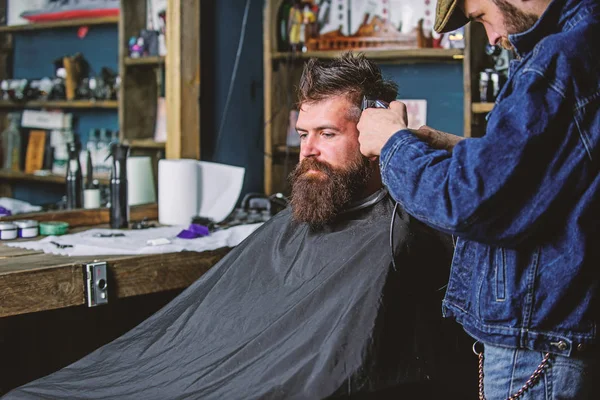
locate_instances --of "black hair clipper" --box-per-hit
[361,96,389,110]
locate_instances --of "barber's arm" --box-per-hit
[358,76,579,246]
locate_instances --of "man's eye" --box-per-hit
[322,132,335,138]
[298,133,307,140]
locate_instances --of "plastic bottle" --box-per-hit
[51,113,74,175]
[65,136,83,209]
[1,112,22,171]
[108,143,130,228]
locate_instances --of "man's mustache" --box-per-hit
[296,158,334,176]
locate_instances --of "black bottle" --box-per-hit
[108,143,130,228]
[65,137,83,209]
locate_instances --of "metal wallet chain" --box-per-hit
[473,342,552,400]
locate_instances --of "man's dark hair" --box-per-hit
[297,51,398,120]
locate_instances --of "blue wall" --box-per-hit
[201,0,265,197]
[380,63,464,136]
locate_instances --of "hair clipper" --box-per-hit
[361,96,389,111]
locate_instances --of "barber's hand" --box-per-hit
[412,125,465,152]
[357,101,408,157]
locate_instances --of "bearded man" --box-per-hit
[3,53,468,400]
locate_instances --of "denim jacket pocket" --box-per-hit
[478,246,520,325]
[495,248,506,301]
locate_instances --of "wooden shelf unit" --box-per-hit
[129,139,166,149]
[272,48,464,62]
[120,0,200,160]
[123,56,165,66]
[472,102,495,113]
[0,100,118,109]
[0,16,119,32]
[0,0,201,196]
[0,169,109,185]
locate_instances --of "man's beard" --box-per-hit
[289,155,372,229]
[494,0,539,50]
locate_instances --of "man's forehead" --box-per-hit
[297,110,342,131]
[298,97,358,125]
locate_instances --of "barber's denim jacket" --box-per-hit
[380,0,599,356]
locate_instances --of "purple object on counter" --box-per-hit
[0,206,12,217]
[177,224,210,239]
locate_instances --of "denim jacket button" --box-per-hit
[577,343,586,352]
[555,341,568,351]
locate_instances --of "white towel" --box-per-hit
[5,224,263,256]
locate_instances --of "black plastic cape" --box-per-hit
[4,189,454,400]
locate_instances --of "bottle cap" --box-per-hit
[13,220,39,229]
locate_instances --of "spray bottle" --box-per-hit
[65,136,83,209]
[108,143,130,228]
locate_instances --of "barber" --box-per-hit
[357,0,599,399]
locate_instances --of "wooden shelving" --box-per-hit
[272,48,464,62]
[0,100,118,109]
[129,139,166,149]
[0,170,109,185]
[0,16,119,32]
[472,102,495,113]
[124,56,165,66]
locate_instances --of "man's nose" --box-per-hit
[484,26,502,46]
[300,136,320,158]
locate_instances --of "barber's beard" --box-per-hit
[289,155,372,229]
[494,0,539,50]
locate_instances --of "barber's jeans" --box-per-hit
[483,344,597,399]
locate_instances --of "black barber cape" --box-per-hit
[4,189,455,400]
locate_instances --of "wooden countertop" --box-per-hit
[0,204,231,318]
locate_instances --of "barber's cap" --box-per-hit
[435,0,470,33]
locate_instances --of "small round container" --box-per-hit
[0,222,18,240]
[39,221,69,236]
[13,220,39,238]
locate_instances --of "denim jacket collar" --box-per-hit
[509,0,582,58]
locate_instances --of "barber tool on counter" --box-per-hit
[65,136,84,209]
[108,143,130,229]
[83,149,101,209]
